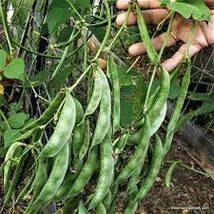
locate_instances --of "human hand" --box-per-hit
[116,0,214,71]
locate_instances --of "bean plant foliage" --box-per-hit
[0,0,211,213]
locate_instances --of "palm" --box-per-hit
[171,12,214,46]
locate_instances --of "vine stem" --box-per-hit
[92,0,111,61]
[164,160,214,177]
[66,0,83,21]
[68,0,112,92]
[68,64,93,92]
[0,109,10,129]
[50,28,77,80]
[107,6,131,51]
[0,0,13,57]
[143,12,175,111]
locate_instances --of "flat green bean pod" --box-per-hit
[73,120,86,157]
[40,93,76,157]
[108,55,120,134]
[53,171,78,201]
[115,117,150,184]
[95,203,107,214]
[84,70,102,117]
[4,142,25,191]
[103,190,112,211]
[67,147,98,198]
[78,200,87,214]
[89,133,114,209]
[136,3,159,65]
[30,158,47,198]
[132,134,163,203]
[163,60,191,157]
[79,119,91,160]
[147,68,170,127]
[90,67,111,149]
[25,143,69,214]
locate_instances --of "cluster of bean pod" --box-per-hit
[0,52,191,213]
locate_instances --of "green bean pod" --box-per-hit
[30,158,47,198]
[124,163,144,214]
[89,133,114,209]
[163,60,191,157]
[90,67,111,148]
[67,147,98,198]
[108,184,118,214]
[78,200,87,214]
[4,142,25,191]
[108,55,120,133]
[115,118,150,184]
[73,120,86,157]
[3,151,28,208]
[147,68,170,126]
[165,161,180,189]
[124,201,138,214]
[84,70,102,117]
[53,170,79,201]
[132,134,163,203]
[72,98,85,158]
[40,93,76,157]
[95,203,107,214]
[103,190,112,211]
[72,98,85,157]
[79,119,91,160]
[25,143,70,214]
[62,196,79,214]
[126,163,143,196]
[136,3,159,65]
[74,97,84,124]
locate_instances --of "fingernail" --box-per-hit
[128,45,139,56]
[115,13,126,25]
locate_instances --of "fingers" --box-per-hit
[116,0,161,10]
[116,9,169,26]
[162,43,202,71]
[128,32,177,56]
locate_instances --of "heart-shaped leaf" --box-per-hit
[4,58,25,81]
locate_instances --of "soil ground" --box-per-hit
[135,138,214,214]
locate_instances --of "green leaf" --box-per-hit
[46,0,74,35]
[50,65,73,89]
[8,113,29,129]
[89,26,106,42]
[74,0,91,9]
[9,103,21,115]
[0,49,7,70]
[57,26,74,43]
[120,85,136,126]
[160,0,210,21]
[3,129,22,148]
[4,58,25,81]
[117,65,133,87]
